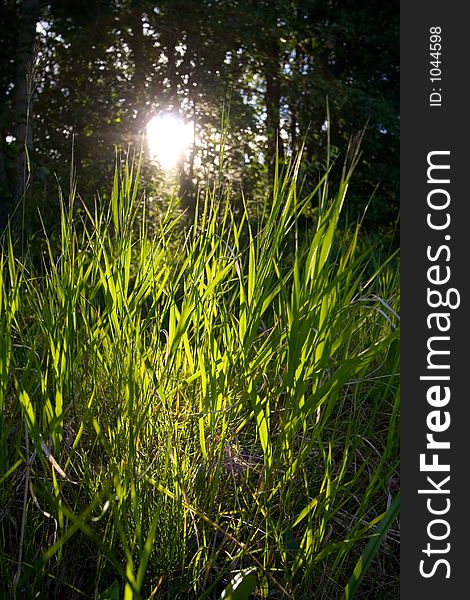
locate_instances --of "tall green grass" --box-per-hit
[0,145,399,599]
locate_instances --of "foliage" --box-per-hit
[0,147,399,598]
[1,0,399,237]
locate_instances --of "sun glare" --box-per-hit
[146,113,194,169]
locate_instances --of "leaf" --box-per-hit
[40,439,68,479]
[344,495,400,599]
[98,580,120,600]
[19,391,36,429]
[292,495,320,527]
[218,569,257,600]
[253,397,271,469]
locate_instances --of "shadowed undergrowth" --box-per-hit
[0,146,399,599]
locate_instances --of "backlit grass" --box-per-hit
[0,145,399,599]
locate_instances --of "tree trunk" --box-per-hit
[128,3,147,132]
[14,0,39,205]
[264,31,284,185]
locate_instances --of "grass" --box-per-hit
[0,144,399,599]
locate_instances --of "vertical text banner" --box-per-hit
[401,2,468,598]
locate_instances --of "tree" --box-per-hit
[0,0,399,234]
[0,0,39,228]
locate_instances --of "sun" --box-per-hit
[146,113,194,169]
